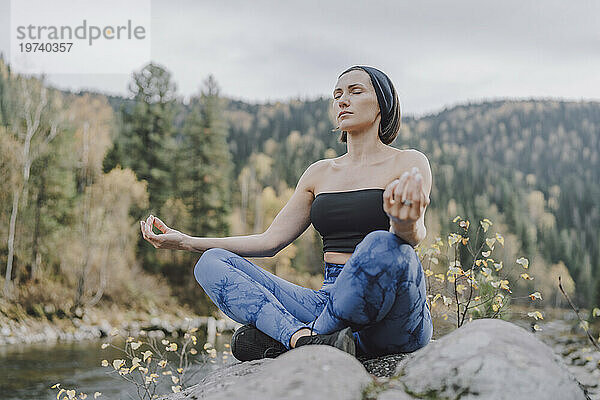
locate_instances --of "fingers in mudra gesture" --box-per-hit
[140,215,187,250]
[383,166,430,224]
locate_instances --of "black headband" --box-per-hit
[339,65,396,129]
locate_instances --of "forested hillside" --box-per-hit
[1,57,598,323]
[216,98,600,308]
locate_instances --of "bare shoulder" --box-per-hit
[402,148,430,165]
[396,149,432,194]
[298,159,329,196]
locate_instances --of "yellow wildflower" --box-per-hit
[112,359,125,370]
[527,311,543,320]
[131,341,142,350]
[528,292,542,300]
[495,233,504,246]
[142,350,152,362]
[448,233,462,246]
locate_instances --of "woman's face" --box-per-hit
[332,69,380,134]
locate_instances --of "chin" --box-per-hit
[339,120,356,130]
[340,122,364,133]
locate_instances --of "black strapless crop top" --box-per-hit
[310,188,392,253]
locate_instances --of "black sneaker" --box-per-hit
[230,324,288,361]
[294,326,356,357]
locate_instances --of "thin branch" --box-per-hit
[464,293,496,310]
[558,275,600,351]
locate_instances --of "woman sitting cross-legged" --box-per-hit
[140,65,433,360]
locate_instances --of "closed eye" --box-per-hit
[334,90,362,100]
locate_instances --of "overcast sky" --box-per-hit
[1,0,598,117]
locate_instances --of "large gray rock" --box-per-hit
[161,318,592,400]
[384,318,590,400]
[161,345,372,400]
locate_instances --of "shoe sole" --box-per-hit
[231,324,287,361]
[335,327,356,357]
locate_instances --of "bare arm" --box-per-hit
[141,216,275,257]
[183,232,274,257]
[389,219,426,248]
[387,150,432,247]
[182,160,322,257]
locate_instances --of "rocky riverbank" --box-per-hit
[0,307,241,346]
[513,315,600,399]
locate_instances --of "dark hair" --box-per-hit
[333,66,401,145]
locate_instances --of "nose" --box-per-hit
[338,91,350,103]
[336,93,350,110]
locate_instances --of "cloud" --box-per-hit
[0,0,598,115]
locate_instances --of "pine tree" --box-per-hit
[178,75,233,237]
[104,62,177,214]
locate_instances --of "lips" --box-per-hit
[338,111,352,118]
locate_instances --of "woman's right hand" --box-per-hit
[140,215,189,250]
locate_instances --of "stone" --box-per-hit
[389,318,590,400]
[160,345,372,400]
[376,388,414,400]
[359,353,411,378]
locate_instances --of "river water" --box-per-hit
[0,332,235,400]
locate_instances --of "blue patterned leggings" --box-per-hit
[193,230,433,357]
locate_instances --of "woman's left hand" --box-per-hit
[383,167,430,225]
